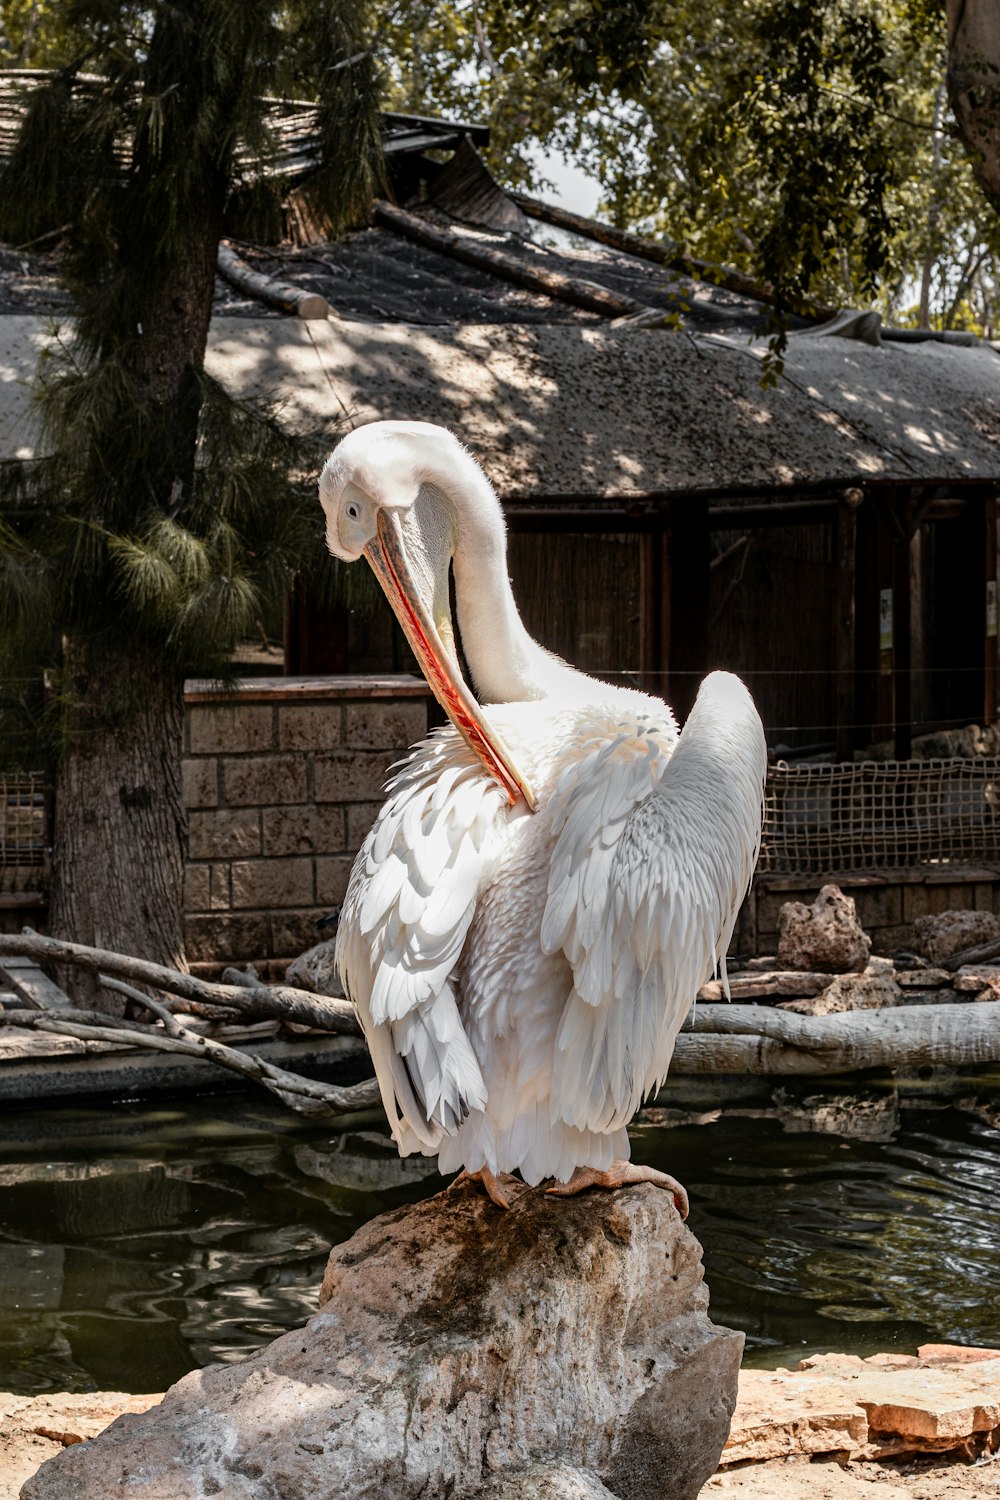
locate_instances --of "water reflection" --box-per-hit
[0,1094,997,1392]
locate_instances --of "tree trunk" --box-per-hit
[947,0,1000,213]
[49,639,187,1011]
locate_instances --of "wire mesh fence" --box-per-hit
[1,773,47,894]
[3,759,999,895]
[760,758,1000,875]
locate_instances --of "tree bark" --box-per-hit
[49,639,187,1010]
[947,0,1000,214]
[48,7,230,1005]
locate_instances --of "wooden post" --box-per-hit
[666,497,709,723]
[986,493,998,726]
[835,489,861,761]
[640,524,670,698]
[865,490,898,748]
[893,490,913,761]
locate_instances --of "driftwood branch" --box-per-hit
[508,191,836,323]
[373,199,645,319]
[217,242,331,320]
[676,1001,1000,1074]
[2,986,380,1121]
[943,936,1000,972]
[0,931,362,1037]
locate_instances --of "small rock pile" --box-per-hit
[698,890,1000,1016]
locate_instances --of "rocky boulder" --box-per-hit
[284,936,343,997]
[779,958,902,1016]
[22,1182,742,1500]
[911,911,1000,965]
[777,885,871,974]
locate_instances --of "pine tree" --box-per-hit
[0,0,384,1003]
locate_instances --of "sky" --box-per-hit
[529,150,602,219]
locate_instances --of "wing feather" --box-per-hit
[337,727,506,1155]
[545,674,766,1136]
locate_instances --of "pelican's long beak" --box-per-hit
[364,510,537,812]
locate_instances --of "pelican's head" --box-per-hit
[319,421,535,810]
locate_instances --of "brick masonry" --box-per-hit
[182,676,431,966]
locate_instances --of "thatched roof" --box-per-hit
[2,313,996,495]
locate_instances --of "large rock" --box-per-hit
[911,911,1000,965]
[776,885,871,974]
[22,1182,741,1500]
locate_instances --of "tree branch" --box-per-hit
[2,991,380,1121]
[0,930,362,1036]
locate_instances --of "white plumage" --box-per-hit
[320,421,767,1207]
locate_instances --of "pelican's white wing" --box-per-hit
[541,672,766,1134]
[337,728,506,1156]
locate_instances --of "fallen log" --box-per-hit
[216,242,331,320]
[942,935,1000,972]
[373,199,646,318]
[508,190,836,322]
[676,1002,1000,1075]
[0,931,362,1036]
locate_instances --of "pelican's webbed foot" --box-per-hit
[450,1166,520,1211]
[546,1159,689,1219]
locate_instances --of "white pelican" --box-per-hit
[319,421,766,1210]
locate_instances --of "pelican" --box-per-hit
[319,421,766,1210]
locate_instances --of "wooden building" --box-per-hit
[1,91,998,761]
[200,314,1000,761]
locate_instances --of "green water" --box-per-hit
[1,1090,999,1393]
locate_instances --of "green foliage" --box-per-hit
[377,0,1000,343]
[0,0,386,770]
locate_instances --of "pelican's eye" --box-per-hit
[347,503,359,519]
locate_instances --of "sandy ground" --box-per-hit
[707,1453,1000,1498]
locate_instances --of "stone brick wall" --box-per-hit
[183,676,431,967]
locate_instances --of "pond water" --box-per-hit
[1,1086,999,1394]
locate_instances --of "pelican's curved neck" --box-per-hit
[427,442,576,705]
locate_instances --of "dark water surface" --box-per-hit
[1,1089,998,1393]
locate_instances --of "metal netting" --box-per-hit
[0,773,47,894]
[760,758,1000,875]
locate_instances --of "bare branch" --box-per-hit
[0,930,362,1036]
[3,999,380,1120]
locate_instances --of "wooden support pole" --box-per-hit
[666,497,710,723]
[835,489,861,761]
[640,525,670,697]
[893,490,913,761]
[985,493,998,725]
[373,199,646,319]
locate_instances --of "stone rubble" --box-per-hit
[696,889,1000,1015]
[776,885,872,974]
[911,912,1000,965]
[284,935,344,998]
